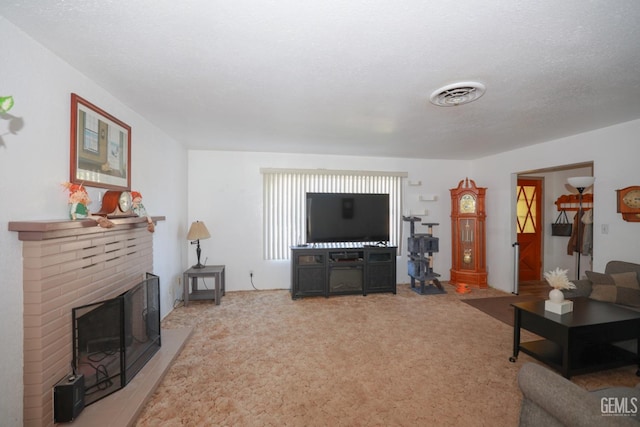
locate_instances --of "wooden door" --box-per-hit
[517,178,543,281]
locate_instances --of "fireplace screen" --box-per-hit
[72,273,161,405]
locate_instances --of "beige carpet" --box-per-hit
[135,284,640,426]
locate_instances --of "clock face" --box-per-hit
[93,190,136,217]
[118,191,132,212]
[460,194,476,213]
[623,190,640,209]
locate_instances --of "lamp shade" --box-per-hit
[567,176,595,189]
[187,221,211,241]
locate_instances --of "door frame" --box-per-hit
[510,161,594,293]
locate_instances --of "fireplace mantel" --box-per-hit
[9,216,165,241]
[9,215,169,427]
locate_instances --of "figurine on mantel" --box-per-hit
[62,182,114,228]
[132,191,154,232]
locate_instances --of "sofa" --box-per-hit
[518,362,640,426]
[563,261,640,310]
[521,261,640,426]
[562,261,640,356]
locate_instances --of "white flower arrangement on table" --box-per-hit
[543,267,576,290]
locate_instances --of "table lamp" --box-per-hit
[187,221,211,268]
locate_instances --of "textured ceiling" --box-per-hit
[2,1,640,159]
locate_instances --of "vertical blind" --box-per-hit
[262,168,407,260]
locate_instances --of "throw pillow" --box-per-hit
[587,271,640,307]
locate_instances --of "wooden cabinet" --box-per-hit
[292,252,326,297]
[365,248,397,293]
[291,246,397,299]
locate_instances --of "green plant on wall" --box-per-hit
[1,95,23,148]
[0,96,15,113]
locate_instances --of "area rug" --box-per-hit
[462,295,543,326]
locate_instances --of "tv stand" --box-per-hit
[291,245,397,299]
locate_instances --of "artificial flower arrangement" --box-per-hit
[544,267,576,311]
[543,267,576,290]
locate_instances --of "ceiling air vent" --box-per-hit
[429,82,486,107]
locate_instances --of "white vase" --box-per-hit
[549,288,565,303]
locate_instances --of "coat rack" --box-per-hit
[554,194,593,211]
[556,192,594,281]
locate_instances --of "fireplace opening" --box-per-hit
[72,273,161,406]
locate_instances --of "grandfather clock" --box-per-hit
[450,178,488,288]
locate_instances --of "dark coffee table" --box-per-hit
[509,297,640,378]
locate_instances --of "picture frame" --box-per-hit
[70,93,131,191]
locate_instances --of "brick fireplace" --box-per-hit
[10,216,164,427]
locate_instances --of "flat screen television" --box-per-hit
[306,192,390,243]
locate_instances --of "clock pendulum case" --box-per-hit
[450,178,488,288]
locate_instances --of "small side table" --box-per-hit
[183,265,225,306]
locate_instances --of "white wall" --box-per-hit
[187,150,470,291]
[473,119,640,292]
[0,18,188,425]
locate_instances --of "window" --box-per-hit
[262,168,406,260]
[517,183,538,234]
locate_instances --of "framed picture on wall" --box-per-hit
[70,93,131,191]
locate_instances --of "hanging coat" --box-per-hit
[581,209,593,256]
[567,211,584,255]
